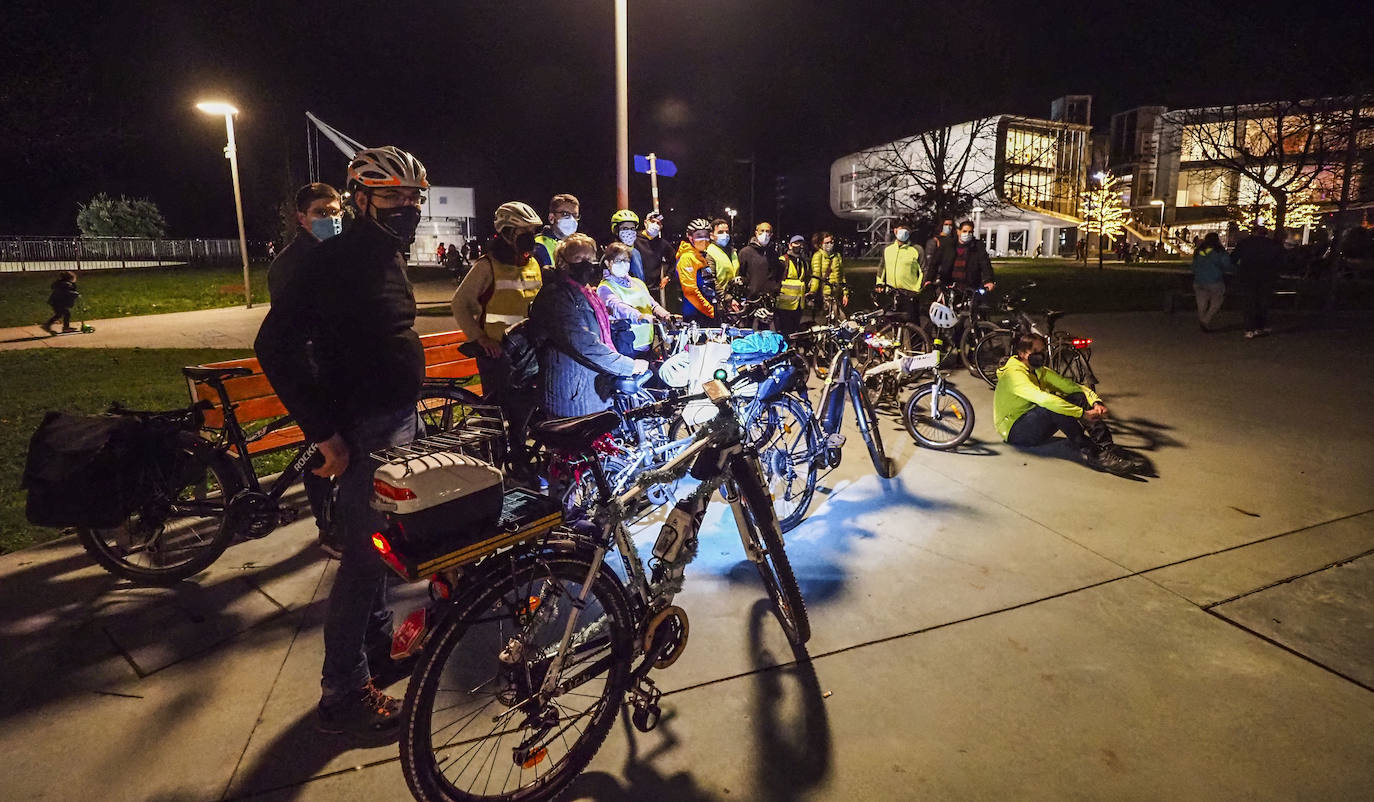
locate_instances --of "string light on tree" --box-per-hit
[1079,171,1130,268]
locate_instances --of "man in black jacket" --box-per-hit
[264,182,343,555]
[737,221,780,300]
[634,210,675,304]
[255,146,429,741]
[933,219,996,291]
[1230,225,1286,338]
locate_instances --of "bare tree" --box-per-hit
[1163,96,1365,234]
[855,116,1000,228]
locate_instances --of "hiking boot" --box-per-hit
[1082,447,1136,476]
[317,680,402,740]
[316,526,343,559]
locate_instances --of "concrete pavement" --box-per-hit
[0,307,1371,800]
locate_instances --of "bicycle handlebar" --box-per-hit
[622,350,794,421]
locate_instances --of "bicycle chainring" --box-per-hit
[226,490,277,539]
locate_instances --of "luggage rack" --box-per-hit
[372,405,506,471]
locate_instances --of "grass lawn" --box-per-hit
[0,347,251,554]
[0,262,273,327]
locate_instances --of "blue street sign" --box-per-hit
[633,154,677,178]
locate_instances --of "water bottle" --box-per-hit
[653,499,703,563]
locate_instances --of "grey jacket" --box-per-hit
[529,274,635,418]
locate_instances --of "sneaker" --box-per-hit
[316,527,343,559]
[317,680,403,740]
[1082,448,1136,476]
[1244,330,1258,339]
[41,323,55,335]
[61,327,78,333]
[1108,446,1148,470]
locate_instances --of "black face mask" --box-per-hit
[567,259,601,286]
[513,231,536,257]
[1026,351,1047,369]
[371,204,421,244]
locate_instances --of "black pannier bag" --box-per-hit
[21,412,171,528]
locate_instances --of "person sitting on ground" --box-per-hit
[598,241,672,358]
[43,271,80,334]
[994,334,1140,475]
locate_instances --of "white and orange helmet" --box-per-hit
[346,146,429,194]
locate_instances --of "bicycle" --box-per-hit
[864,345,977,451]
[921,284,998,369]
[792,310,897,478]
[969,293,1099,390]
[384,368,808,801]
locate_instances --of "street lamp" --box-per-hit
[1150,199,1165,254]
[724,207,737,229]
[196,101,252,308]
[971,205,985,239]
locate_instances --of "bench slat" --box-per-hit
[426,359,480,379]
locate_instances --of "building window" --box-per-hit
[1180,169,1230,206]
[439,196,448,205]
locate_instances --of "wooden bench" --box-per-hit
[186,330,482,458]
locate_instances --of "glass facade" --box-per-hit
[996,118,1087,218]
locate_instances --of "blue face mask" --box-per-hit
[645,223,661,237]
[618,229,637,246]
[310,216,342,241]
[715,234,731,248]
[895,229,910,243]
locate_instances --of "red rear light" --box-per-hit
[373,479,417,500]
[1072,338,1093,349]
[371,532,392,554]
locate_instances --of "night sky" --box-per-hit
[3,0,1370,241]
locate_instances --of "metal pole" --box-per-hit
[649,152,660,214]
[224,114,252,308]
[614,0,629,210]
[749,157,756,230]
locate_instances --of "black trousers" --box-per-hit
[45,304,72,328]
[1006,392,1113,453]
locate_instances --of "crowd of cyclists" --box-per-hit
[252,144,1144,744]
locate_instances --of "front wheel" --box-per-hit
[850,380,896,478]
[76,436,242,585]
[903,382,976,450]
[729,458,811,645]
[401,549,633,802]
[745,394,819,533]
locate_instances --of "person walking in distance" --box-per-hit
[1231,224,1285,338]
[255,146,431,739]
[42,271,80,334]
[1190,232,1231,332]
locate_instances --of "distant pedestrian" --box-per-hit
[1231,225,1285,338]
[43,271,80,334]
[1075,238,1088,264]
[266,241,277,260]
[436,242,447,264]
[1190,232,1231,332]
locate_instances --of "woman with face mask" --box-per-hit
[598,241,672,357]
[810,231,846,318]
[609,210,646,281]
[528,234,647,418]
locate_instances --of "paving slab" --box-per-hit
[1145,510,1374,605]
[1211,552,1374,689]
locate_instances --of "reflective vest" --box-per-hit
[706,243,739,288]
[777,255,808,311]
[480,255,542,340]
[879,241,924,292]
[534,233,561,267]
[599,277,656,349]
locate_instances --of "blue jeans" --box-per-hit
[320,406,420,700]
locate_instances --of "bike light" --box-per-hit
[391,607,428,660]
[713,368,729,381]
[371,532,392,554]
[1072,338,1094,349]
[373,479,417,500]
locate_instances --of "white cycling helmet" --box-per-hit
[928,301,957,328]
[346,146,429,193]
[493,201,543,232]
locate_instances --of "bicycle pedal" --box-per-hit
[824,433,847,449]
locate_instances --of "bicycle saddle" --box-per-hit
[530,410,622,451]
[1045,311,1067,326]
[602,372,651,396]
[182,365,253,381]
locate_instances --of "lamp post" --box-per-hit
[1150,199,1165,256]
[614,0,629,210]
[196,101,252,308]
[724,206,737,231]
[971,205,985,239]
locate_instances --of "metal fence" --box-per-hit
[0,237,244,273]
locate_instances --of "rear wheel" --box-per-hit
[401,550,633,802]
[903,383,976,450]
[729,459,811,645]
[971,329,1014,389]
[76,437,241,585]
[850,380,896,478]
[875,320,931,354]
[960,321,999,375]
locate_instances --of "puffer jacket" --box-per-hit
[528,273,636,418]
[676,240,717,318]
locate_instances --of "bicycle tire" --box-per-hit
[960,320,999,377]
[415,384,484,435]
[902,383,976,450]
[729,455,811,645]
[850,379,896,478]
[875,320,932,354]
[747,394,819,533]
[76,434,242,586]
[971,328,1014,389]
[401,549,633,802]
